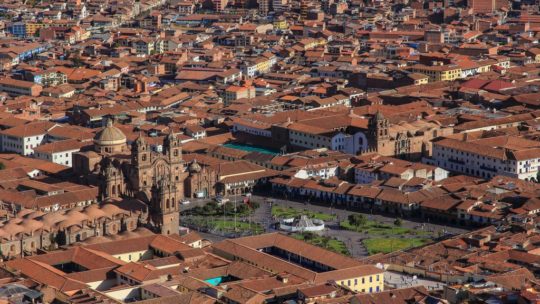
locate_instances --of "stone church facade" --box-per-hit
[73,120,218,235]
[366,111,453,160]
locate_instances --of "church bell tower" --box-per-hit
[150,177,180,235]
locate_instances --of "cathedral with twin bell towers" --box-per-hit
[73,118,216,235]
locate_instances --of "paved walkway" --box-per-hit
[251,199,273,228]
[260,195,469,236]
[180,195,470,258]
[256,195,469,257]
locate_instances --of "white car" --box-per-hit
[181,200,191,205]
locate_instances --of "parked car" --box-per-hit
[181,200,191,205]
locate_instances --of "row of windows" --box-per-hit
[0,84,34,92]
[291,138,327,148]
[6,136,20,141]
[4,142,22,150]
[343,274,381,288]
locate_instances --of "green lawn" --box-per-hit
[363,238,430,255]
[213,220,264,234]
[292,233,349,256]
[340,219,432,237]
[272,206,335,221]
[184,201,259,217]
[183,216,264,234]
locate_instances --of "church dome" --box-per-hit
[94,119,127,146]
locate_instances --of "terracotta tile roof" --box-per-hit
[351,286,432,304]
[149,235,193,255]
[0,121,56,138]
[5,259,87,294]
[33,139,86,154]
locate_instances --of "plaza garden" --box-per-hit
[271,205,336,221]
[292,232,350,256]
[341,213,435,254]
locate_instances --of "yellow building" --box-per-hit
[212,233,385,294]
[299,37,327,51]
[476,61,492,73]
[410,63,462,82]
[25,22,47,37]
[255,57,271,73]
[273,19,288,30]
[336,267,385,293]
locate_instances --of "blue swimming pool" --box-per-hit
[223,143,279,155]
[205,277,224,286]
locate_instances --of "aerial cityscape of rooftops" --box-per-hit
[0,0,540,303]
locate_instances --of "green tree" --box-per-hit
[348,214,366,228]
[321,237,330,249]
[203,201,218,215]
[394,218,402,227]
[303,232,314,241]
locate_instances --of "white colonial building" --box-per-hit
[0,121,58,156]
[33,139,84,167]
[232,118,272,137]
[431,136,540,181]
[288,123,368,155]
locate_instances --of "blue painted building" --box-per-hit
[9,22,26,37]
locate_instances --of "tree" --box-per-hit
[320,237,330,249]
[303,232,314,241]
[348,214,366,228]
[0,162,4,170]
[394,218,402,227]
[203,201,218,215]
